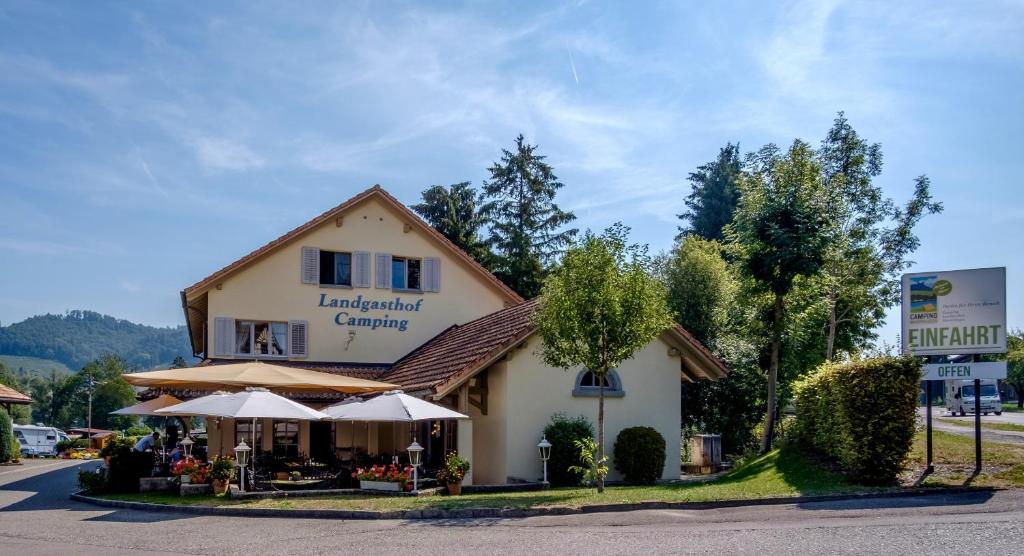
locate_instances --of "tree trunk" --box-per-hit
[597,377,605,493]
[1016,386,1023,409]
[825,289,838,361]
[760,293,784,455]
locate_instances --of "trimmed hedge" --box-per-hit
[543,414,594,487]
[793,356,921,485]
[0,408,18,463]
[613,426,666,484]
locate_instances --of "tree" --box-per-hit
[50,355,136,430]
[482,134,577,298]
[0,407,17,463]
[728,140,833,454]
[1007,330,1024,409]
[412,182,494,268]
[678,143,742,241]
[533,225,673,492]
[817,112,942,360]
[0,363,30,424]
[170,356,189,369]
[659,236,736,347]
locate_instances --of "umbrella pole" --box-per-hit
[252,417,257,485]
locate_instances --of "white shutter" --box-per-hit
[288,320,308,358]
[213,317,234,357]
[300,246,319,285]
[423,257,441,292]
[375,253,392,289]
[353,251,371,288]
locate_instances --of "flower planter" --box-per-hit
[360,480,402,491]
[179,474,192,484]
[211,479,230,495]
[446,482,462,496]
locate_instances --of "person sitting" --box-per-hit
[169,442,184,463]
[133,431,160,452]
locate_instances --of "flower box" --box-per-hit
[360,480,402,491]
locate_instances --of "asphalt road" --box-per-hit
[2,459,1023,555]
[919,406,1024,444]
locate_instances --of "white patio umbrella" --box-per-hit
[326,390,467,422]
[111,394,183,416]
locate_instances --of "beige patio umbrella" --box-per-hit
[123,361,398,394]
[110,394,183,416]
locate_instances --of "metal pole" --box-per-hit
[926,380,933,473]
[974,377,982,474]
[86,377,94,437]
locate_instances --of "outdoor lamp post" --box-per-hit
[538,437,552,487]
[180,436,194,459]
[234,441,251,492]
[407,440,423,493]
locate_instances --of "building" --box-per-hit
[179,185,727,484]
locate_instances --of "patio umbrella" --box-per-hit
[110,394,183,416]
[123,360,398,394]
[327,390,467,422]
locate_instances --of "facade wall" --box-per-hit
[205,196,509,364]
[500,336,682,482]
[468,361,509,485]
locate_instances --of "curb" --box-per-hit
[69,486,999,521]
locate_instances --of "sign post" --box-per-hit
[902,267,1007,477]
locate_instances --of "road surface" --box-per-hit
[918,406,1024,444]
[1,458,1023,555]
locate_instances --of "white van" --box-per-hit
[13,424,69,457]
[945,379,1002,416]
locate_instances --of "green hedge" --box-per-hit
[543,414,594,487]
[613,426,666,484]
[793,356,921,485]
[0,408,18,463]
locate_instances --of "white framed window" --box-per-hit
[234,320,288,357]
[391,256,422,291]
[572,369,625,398]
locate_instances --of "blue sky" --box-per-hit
[0,1,1022,348]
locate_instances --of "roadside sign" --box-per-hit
[901,267,1007,355]
[921,361,1007,381]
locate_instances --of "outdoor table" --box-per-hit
[269,479,326,489]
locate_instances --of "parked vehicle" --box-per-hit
[13,424,70,457]
[944,379,1002,416]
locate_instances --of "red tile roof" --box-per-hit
[0,383,32,405]
[385,299,540,392]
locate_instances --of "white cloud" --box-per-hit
[192,137,265,171]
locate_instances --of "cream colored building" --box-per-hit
[178,185,727,484]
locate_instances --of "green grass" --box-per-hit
[0,355,72,377]
[99,444,863,512]
[1002,402,1021,413]
[936,417,1024,433]
[909,430,1024,488]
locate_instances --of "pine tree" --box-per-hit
[678,143,742,241]
[481,134,577,298]
[411,182,493,268]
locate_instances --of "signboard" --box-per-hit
[921,361,1007,381]
[902,267,1006,355]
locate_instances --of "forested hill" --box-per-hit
[0,310,192,371]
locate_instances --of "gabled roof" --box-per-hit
[182,185,522,303]
[0,383,32,405]
[385,298,729,398]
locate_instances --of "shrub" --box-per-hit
[56,438,89,454]
[106,443,154,493]
[0,408,18,463]
[100,436,135,459]
[208,455,236,482]
[613,426,666,484]
[78,468,108,494]
[543,414,594,487]
[793,355,921,485]
[436,451,471,484]
[122,426,152,438]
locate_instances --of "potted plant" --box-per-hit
[208,456,236,494]
[171,457,200,484]
[436,451,470,495]
[353,464,412,491]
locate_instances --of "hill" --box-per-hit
[0,355,73,379]
[0,310,192,371]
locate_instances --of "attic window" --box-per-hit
[320,250,352,287]
[391,257,421,290]
[572,369,624,398]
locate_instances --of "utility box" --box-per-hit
[685,434,722,474]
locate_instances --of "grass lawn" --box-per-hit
[1002,402,1020,413]
[907,430,1024,488]
[98,444,867,512]
[935,417,1024,433]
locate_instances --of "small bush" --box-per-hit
[122,426,152,438]
[106,442,154,493]
[78,468,108,494]
[0,408,18,463]
[613,426,666,483]
[543,414,594,487]
[100,436,135,459]
[56,438,89,454]
[794,355,921,485]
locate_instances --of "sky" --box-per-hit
[0,0,1022,348]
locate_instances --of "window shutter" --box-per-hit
[353,251,371,288]
[423,257,441,292]
[288,320,308,358]
[213,317,234,357]
[375,253,392,289]
[300,246,319,284]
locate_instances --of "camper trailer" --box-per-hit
[945,379,1002,416]
[13,424,69,457]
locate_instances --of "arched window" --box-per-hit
[572,369,625,398]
